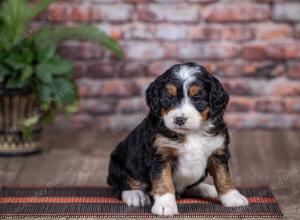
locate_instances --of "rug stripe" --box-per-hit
[0,187,274,198]
[0,197,277,204]
[0,187,283,218]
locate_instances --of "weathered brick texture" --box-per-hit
[47,0,300,130]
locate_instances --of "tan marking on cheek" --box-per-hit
[208,149,235,196]
[166,83,177,97]
[200,107,210,121]
[151,163,175,197]
[188,85,201,97]
[161,108,171,116]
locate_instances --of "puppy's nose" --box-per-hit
[175,117,187,126]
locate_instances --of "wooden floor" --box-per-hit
[1,127,299,220]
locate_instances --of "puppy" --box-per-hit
[107,62,249,216]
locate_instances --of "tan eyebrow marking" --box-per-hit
[188,84,201,97]
[166,83,177,97]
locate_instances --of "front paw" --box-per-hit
[219,189,249,207]
[151,193,179,216]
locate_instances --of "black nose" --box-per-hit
[175,117,187,126]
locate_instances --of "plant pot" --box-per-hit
[0,88,42,156]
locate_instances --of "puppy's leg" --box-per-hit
[185,183,218,199]
[208,150,249,207]
[121,178,150,207]
[151,163,178,216]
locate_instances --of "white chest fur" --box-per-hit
[173,133,224,193]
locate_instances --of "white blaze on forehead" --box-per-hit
[175,65,200,98]
[175,65,200,81]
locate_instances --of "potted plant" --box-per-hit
[0,0,123,156]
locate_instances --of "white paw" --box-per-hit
[219,189,249,207]
[151,193,179,216]
[122,190,150,207]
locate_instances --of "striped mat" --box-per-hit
[0,186,283,218]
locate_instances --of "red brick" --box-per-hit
[78,99,118,115]
[270,79,300,97]
[285,98,300,113]
[228,97,255,112]
[188,25,222,40]
[287,62,300,79]
[120,62,148,77]
[217,61,243,77]
[295,24,300,38]
[47,3,68,23]
[59,41,103,60]
[221,79,254,95]
[255,23,292,40]
[255,98,286,113]
[147,60,179,76]
[242,42,285,60]
[90,4,134,22]
[78,79,141,97]
[225,113,300,129]
[273,3,300,22]
[116,97,147,113]
[178,42,239,59]
[137,4,200,23]
[73,62,87,79]
[198,61,217,74]
[123,42,172,60]
[156,24,187,40]
[98,24,123,40]
[203,3,271,22]
[187,0,216,3]
[86,61,123,78]
[124,23,156,40]
[222,25,254,41]
[283,41,300,59]
[70,6,90,22]
[242,62,285,78]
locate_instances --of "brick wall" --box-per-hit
[48,0,300,131]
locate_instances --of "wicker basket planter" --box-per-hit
[0,88,42,156]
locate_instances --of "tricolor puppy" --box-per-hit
[107,62,249,216]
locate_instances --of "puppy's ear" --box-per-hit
[146,78,162,117]
[208,74,229,123]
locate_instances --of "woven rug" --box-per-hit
[0,186,282,218]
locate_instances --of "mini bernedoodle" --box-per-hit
[107,62,249,216]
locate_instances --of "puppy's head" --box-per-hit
[146,62,229,133]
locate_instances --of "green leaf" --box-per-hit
[4,53,29,70]
[0,64,9,82]
[51,58,73,76]
[35,63,53,84]
[22,126,32,141]
[40,110,54,124]
[20,65,33,82]
[51,78,78,105]
[31,0,56,19]
[36,44,56,62]
[36,83,52,104]
[23,115,40,128]
[22,115,40,141]
[6,77,27,89]
[65,101,79,116]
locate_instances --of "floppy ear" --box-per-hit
[208,75,229,123]
[146,79,162,117]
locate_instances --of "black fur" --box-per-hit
[107,62,230,198]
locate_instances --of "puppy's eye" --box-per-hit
[167,92,173,99]
[191,94,202,101]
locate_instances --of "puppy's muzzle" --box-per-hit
[174,117,187,126]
